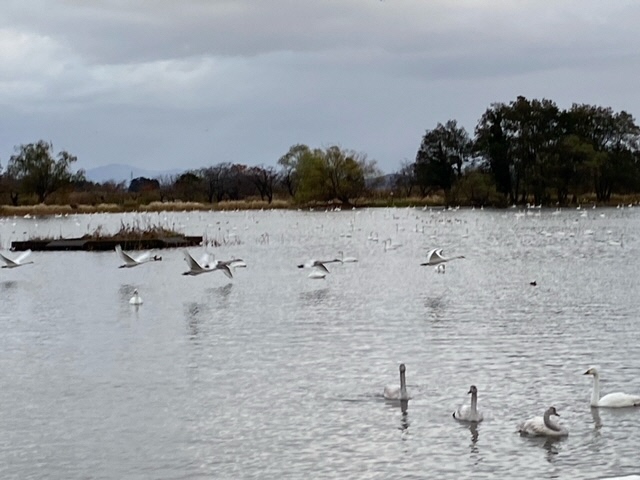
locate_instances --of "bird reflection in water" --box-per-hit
[591,407,603,431]
[543,437,561,463]
[206,282,234,301]
[398,399,410,438]
[184,302,208,339]
[423,294,447,321]
[0,280,17,291]
[299,287,329,306]
[469,422,479,453]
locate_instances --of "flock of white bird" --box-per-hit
[383,364,640,438]
[0,238,469,304]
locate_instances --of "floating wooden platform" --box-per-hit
[11,236,203,252]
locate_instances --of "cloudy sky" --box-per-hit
[1,1,640,175]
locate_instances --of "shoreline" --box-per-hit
[1,195,639,217]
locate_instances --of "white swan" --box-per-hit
[115,245,162,268]
[518,406,568,437]
[383,238,402,251]
[453,385,484,422]
[182,251,233,278]
[129,289,143,305]
[298,259,340,279]
[337,251,358,263]
[383,363,410,400]
[584,367,640,407]
[420,248,465,266]
[0,249,34,268]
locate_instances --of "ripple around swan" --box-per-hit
[0,208,640,478]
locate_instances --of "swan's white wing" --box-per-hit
[453,404,470,419]
[598,392,640,407]
[116,245,140,266]
[0,252,18,267]
[228,259,247,269]
[518,416,547,435]
[518,416,566,436]
[454,404,472,419]
[423,248,445,265]
[454,405,483,422]
[217,262,233,279]
[15,250,32,264]
[183,250,205,273]
[315,261,330,273]
[132,251,152,263]
[384,385,400,399]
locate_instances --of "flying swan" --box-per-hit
[420,248,465,267]
[298,259,340,279]
[453,385,484,422]
[517,406,568,437]
[584,367,640,407]
[182,250,233,278]
[0,249,34,268]
[115,245,162,268]
[383,363,410,400]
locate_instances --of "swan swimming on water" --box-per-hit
[384,363,410,400]
[0,249,34,268]
[115,245,162,268]
[453,385,484,422]
[182,250,233,278]
[420,248,465,267]
[383,239,402,251]
[517,406,568,437]
[129,289,143,305]
[584,367,640,407]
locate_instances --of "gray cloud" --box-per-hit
[1,1,640,173]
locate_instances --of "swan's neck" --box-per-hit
[470,391,478,414]
[400,370,407,397]
[591,373,601,406]
[543,411,560,431]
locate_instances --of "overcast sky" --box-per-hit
[1,1,640,174]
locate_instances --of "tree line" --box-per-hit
[404,96,640,206]
[2,96,640,208]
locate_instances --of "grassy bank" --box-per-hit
[1,193,639,217]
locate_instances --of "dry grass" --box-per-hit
[0,199,293,217]
[3,192,639,218]
[82,221,184,241]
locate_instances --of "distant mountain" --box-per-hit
[85,163,184,183]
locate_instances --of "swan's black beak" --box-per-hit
[297,264,304,269]
[583,370,589,375]
[467,389,472,394]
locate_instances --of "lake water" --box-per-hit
[0,206,639,479]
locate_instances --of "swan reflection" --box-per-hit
[591,407,603,431]
[299,287,329,305]
[400,409,410,436]
[469,422,479,450]
[0,280,17,291]
[543,437,561,463]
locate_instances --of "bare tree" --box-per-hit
[249,165,278,203]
